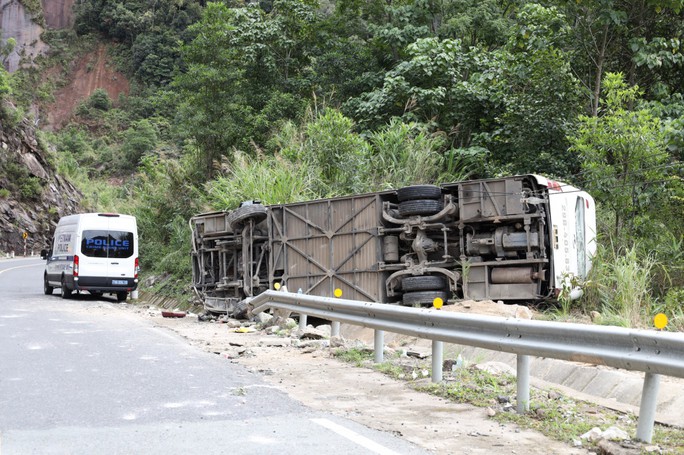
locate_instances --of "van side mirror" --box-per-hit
[40,249,50,260]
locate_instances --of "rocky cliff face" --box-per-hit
[0,0,75,72]
[42,0,75,29]
[0,106,81,256]
[0,0,48,73]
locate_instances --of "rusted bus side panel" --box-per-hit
[268,194,386,302]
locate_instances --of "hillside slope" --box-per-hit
[0,109,81,256]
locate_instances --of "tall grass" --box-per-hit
[583,244,657,327]
[205,151,318,210]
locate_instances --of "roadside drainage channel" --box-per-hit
[340,326,684,428]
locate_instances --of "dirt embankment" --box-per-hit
[45,44,130,130]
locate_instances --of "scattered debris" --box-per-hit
[298,327,327,340]
[580,426,630,442]
[406,350,429,359]
[474,361,515,376]
[256,312,273,326]
[596,439,641,455]
[161,310,186,318]
[259,338,290,348]
[330,336,346,348]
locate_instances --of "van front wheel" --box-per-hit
[116,291,128,302]
[44,275,53,295]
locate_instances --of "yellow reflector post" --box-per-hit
[654,313,668,329]
[334,288,343,298]
[433,297,443,309]
[274,282,281,290]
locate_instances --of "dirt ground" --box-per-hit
[109,299,591,455]
[46,44,130,130]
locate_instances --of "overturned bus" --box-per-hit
[190,175,596,315]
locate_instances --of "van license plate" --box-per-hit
[112,280,127,285]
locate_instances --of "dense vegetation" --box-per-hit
[8,0,684,327]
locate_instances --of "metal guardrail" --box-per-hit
[251,290,684,443]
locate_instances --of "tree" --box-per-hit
[569,73,674,241]
[346,4,583,176]
[121,119,158,168]
[174,1,317,175]
[559,0,684,116]
[480,3,583,175]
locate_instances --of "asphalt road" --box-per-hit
[0,257,428,455]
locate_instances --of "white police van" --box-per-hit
[42,213,139,302]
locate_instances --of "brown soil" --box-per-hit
[46,44,130,130]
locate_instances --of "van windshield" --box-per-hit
[81,230,134,259]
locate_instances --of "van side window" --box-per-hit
[81,230,135,259]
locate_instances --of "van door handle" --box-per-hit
[111,262,119,265]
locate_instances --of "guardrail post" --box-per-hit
[331,321,340,337]
[516,354,531,413]
[636,372,660,443]
[299,313,308,331]
[432,341,443,383]
[374,330,384,363]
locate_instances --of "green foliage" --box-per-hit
[0,188,9,198]
[121,119,158,168]
[74,0,201,86]
[653,287,684,332]
[88,88,113,111]
[0,65,12,118]
[174,1,317,174]
[205,151,316,210]
[583,244,658,327]
[480,4,583,175]
[0,159,43,201]
[19,0,42,16]
[569,73,673,242]
[126,155,201,291]
[20,177,43,200]
[363,119,446,189]
[332,347,374,366]
[301,109,368,195]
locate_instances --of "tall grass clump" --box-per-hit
[583,244,658,327]
[206,151,317,210]
[364,119,444,190]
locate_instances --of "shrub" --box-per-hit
[20,177,43,200]
[88,88,112,111]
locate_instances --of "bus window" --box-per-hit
[575,197,587,277]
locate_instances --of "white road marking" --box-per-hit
[311,418,401,455]
[0,263,43,275]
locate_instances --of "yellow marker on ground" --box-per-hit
[433,297,443,309]
[654,313,668,330]
[334,288,343,298]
